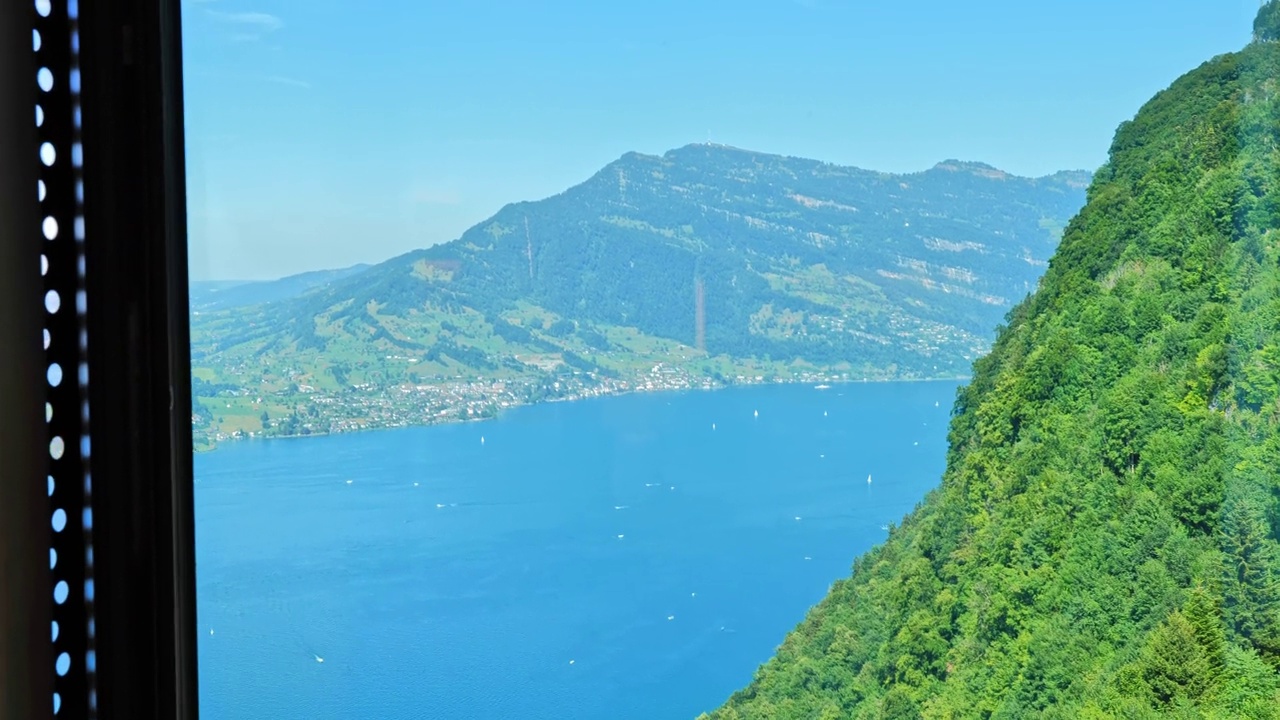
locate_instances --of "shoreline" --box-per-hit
[194,374,969,453]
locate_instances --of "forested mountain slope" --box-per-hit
[703,10,1280,720]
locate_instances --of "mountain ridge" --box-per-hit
[189,144,1089,446]
[189,263,372,312]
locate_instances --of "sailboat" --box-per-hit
[867,474,872,485]
[315,655,325,664]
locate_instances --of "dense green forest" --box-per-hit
[702,10,1280,720]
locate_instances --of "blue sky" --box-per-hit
[182,0,1261,281]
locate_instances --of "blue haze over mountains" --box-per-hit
[192,145,1090,378]
[190,265,372,312]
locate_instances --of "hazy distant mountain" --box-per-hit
[189,264,372,312]
[191,144,1090,389]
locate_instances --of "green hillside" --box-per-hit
[702,11,1280,720]
[190,149,1087,446]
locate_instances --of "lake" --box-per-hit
[194,379,961,720]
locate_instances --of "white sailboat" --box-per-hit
[867,474,872,485]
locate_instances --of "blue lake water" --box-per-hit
[195,380,960,720]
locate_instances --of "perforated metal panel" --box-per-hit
[35,0,96,717]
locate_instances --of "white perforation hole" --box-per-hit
[46,403,52,422]
[38,179,46,201]
[43,216,57,240]
[54,581,68,605]
[47,476,54,496]
[45,290,60,314]
[51,621,58,642]
[52,508,66,533]
[36,104,43,127]
[53,693,60,715]
[37,67,53,92]
[36,0,52,17]
[41,254,48,276]
[50,548,56,570]
[40,142,55,166]
[43,328,50,349]
[47,363,62,387]
[56,652,70,677]
[50,436,64,460]
[33,29,41,52]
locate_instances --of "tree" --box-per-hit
[1256,1,1280,42]
[1140,611,1213,706]
[1221,491,1280,662]
[1182,584,1227,683]
[879,687,920,720]
[1217,645,1280,719]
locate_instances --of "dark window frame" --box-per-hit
[1,0,199,718]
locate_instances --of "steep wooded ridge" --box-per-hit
[702,13,1280,720]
